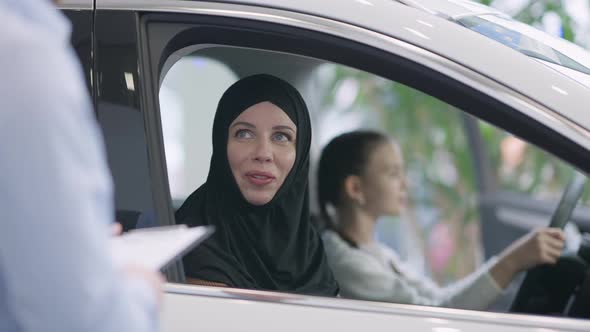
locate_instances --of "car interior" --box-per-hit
[135,43,590,318]
[90,7,590,317]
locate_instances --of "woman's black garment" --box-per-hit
[176,74,339,296]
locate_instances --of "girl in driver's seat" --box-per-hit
[318,130,565,309]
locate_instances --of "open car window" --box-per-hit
[157,42,589,313]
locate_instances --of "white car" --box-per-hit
[59,0,590,331]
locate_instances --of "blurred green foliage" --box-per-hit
[511,1,576,42]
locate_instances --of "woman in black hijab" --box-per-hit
[176,74,339,296]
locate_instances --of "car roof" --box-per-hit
[393,0,508,18]
[395,0,590,84]
[93,0,590,132]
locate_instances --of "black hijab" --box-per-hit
[176,74,339,296]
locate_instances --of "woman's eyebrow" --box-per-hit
[230,121,255,129]
[273,125,296,133]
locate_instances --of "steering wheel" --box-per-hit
[510,171,588,315]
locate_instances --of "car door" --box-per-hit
[92,0,590,330]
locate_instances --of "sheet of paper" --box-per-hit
[110,225,214,270]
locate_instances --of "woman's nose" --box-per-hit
[253,139,273,162]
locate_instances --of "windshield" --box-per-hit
[457,14,590,76]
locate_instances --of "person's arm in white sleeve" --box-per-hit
[422,227,566,309]
[331,248,442,306]
[332,244,501,310]
[346,227,566,310]
[0,24,160,332]
[397,256,503,310]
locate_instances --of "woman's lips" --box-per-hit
[245,171,275,186]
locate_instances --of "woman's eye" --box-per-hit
[235,129,254,139]
[273,132,292,142]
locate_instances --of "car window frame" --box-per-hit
[135,4,590,285]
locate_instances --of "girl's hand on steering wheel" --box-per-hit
[490,228,565,289]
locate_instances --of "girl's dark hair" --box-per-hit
[317,130,389,229]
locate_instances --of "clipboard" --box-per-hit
[110,225,214,270]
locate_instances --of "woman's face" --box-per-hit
[359,141,408,217]
[227,101,297,205]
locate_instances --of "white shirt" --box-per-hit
[0,1,158,331]
[323,230,503,310]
